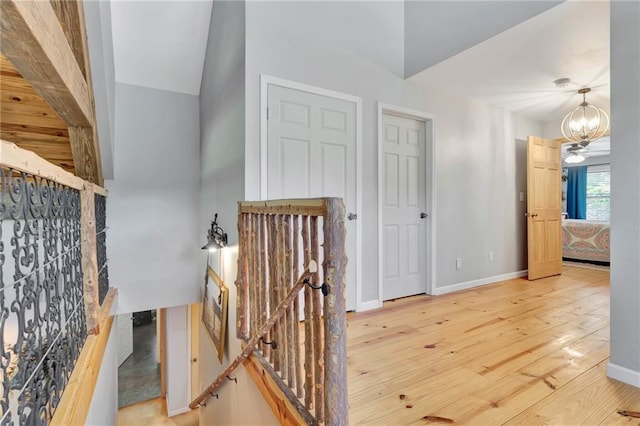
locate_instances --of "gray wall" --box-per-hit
[198,2,277,423]
[84,0,116,180]
[404,1,561,78]
[106,83,201,413]
[199,1,246,244]
[106,83,201,314]
[609,1,640,386]
[244,1,542,302]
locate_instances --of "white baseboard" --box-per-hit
[433,270,528,295]
[607,362,640,388]
[357,299,382,312]
[167,406,191,417]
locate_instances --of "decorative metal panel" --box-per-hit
[94,194,109,306]
[0,167,86,425]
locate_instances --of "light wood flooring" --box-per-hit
[117,397,198,426]
[347,265,640,425]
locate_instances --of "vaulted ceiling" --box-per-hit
[109,0,212,95]
[409,0,610,123]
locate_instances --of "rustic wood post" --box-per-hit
[292,215,303,398]
[284,215,295,390]
[268,214,280,369]
[310,215,324,421]
[276,214,288,380]
[322,198,348,425]
[301,215,315,410]
[80,182,99,334]
[189,261,318,410]
[236,209,249,339]
[257,213,267,354]
[250,214,258,337]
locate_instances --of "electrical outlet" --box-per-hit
[456,258,462,270]
[489,251,494,262]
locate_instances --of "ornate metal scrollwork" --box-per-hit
[94,194,109,306]
[0,167,86,425]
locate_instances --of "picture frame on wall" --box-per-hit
[202,265,228,363]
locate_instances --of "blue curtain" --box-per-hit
[567,166,587,219]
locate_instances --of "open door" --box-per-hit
[527,136,562,280]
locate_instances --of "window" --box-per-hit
[586,164,610,221]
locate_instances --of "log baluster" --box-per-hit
[301,215,314,410]
[310,215,324,422]
[292,215,303,398]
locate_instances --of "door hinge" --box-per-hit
[266,108,269,120]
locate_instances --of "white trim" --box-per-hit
[260,74,363,312]
[358,299,383,312]
[433,270,528,296]
[167,406,192,418]
[607,362,640,388]
[376,103,437,308]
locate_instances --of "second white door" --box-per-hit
[382,113,427,300]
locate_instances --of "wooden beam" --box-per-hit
[51,288,117,426]
[64,0,104,186]
[49,0,87,78]
[69,126,102,185]
[0,0,93,127]
[81,182,100,334]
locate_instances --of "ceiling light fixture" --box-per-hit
[202,213,227,251]
[564,152,586,164]
[554,77,571,88]
[561,87,609,147]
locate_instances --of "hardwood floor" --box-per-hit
[117,397,198,426]
[346,265,640,425]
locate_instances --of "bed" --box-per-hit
[562,219,610,264]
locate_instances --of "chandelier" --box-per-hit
[561,87,609,147]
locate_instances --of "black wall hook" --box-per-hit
[210,392,219,399]
[304,277,330,296]
[226,375,237,384]
[260,336,277,350]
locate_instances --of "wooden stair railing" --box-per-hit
[189,260,318,409]
[193,198,348,425]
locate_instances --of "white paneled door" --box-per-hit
[267,83,357,311]
[117,313,133,366]
[382,113,427,300]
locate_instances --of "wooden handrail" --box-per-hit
[239,198,326,216]
[189,261,318,409]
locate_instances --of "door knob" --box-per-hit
[420,212,428,219]
[347,212,357,221]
